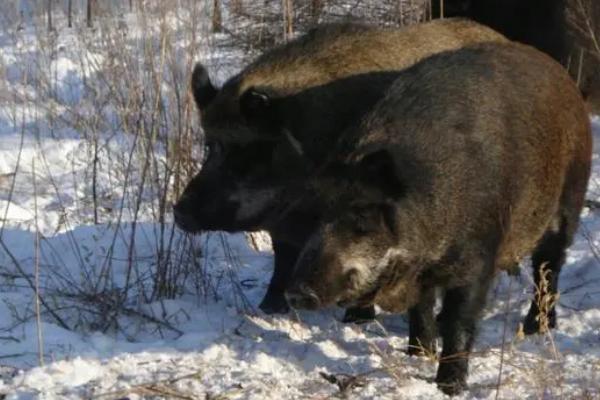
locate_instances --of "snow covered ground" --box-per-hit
[0,5,599,400]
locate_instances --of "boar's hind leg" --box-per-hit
[523,215,575,334]
[436,256,495,395]
[523,224,566,334]
[407,285,437,356]
[259,240,298,314]
[342,305,376,324]
[524,157,589,335]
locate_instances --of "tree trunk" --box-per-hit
[212,0,222,33]
[310,0,323,22]
[67,0,72,28]
[87,0,93,28]
[232,0,243,15]
[283,0,293,40]
[47,0,53,32]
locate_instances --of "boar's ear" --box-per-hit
[191,63,217,110]
[358,150,404,198]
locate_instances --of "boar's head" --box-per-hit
[285,150,421,312]
[173,64,311,233]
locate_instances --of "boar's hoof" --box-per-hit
[436,361,468,396]
[342,306,376,324]
[259,293,290,314]
[406,343,437,357]
[522,307,557,335]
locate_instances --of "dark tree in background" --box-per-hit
[87,0,93,28]
[567,0,600,112]
[430,0,600,113]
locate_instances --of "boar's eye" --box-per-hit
[379,203,398,236]
[358,150,404,199]
[346,268,360,289]
[240,88,270,117]
[352,207,380,235]
[239,88,282,136]
[203,140,223,165]
[350,204,397,237]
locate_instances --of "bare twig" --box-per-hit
[319,371,368,397]
[32,158,44,367]
[494,276,514,399]
[92,370,202,399]
[0,239,70,331]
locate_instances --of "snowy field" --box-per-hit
[0,5,600,400]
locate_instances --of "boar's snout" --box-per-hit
[173,191,237,233]
[172,200,203,233]
[285,284,321,310]
[173,169,243,233]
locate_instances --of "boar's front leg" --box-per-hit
[408,285,437,356]
[259,240,297,314]
[435,259,494,395]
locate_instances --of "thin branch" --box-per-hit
[0,239,70,331]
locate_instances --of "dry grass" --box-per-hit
[0,0,229,337]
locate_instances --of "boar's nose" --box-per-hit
[285,284,321,310]
[173,202,201,233]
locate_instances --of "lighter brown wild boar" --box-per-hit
[174,19,508,319]
[193,18,508,158]
[286,42,592,394]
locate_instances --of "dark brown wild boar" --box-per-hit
[286,42,592,395]
[173,19,507,320]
